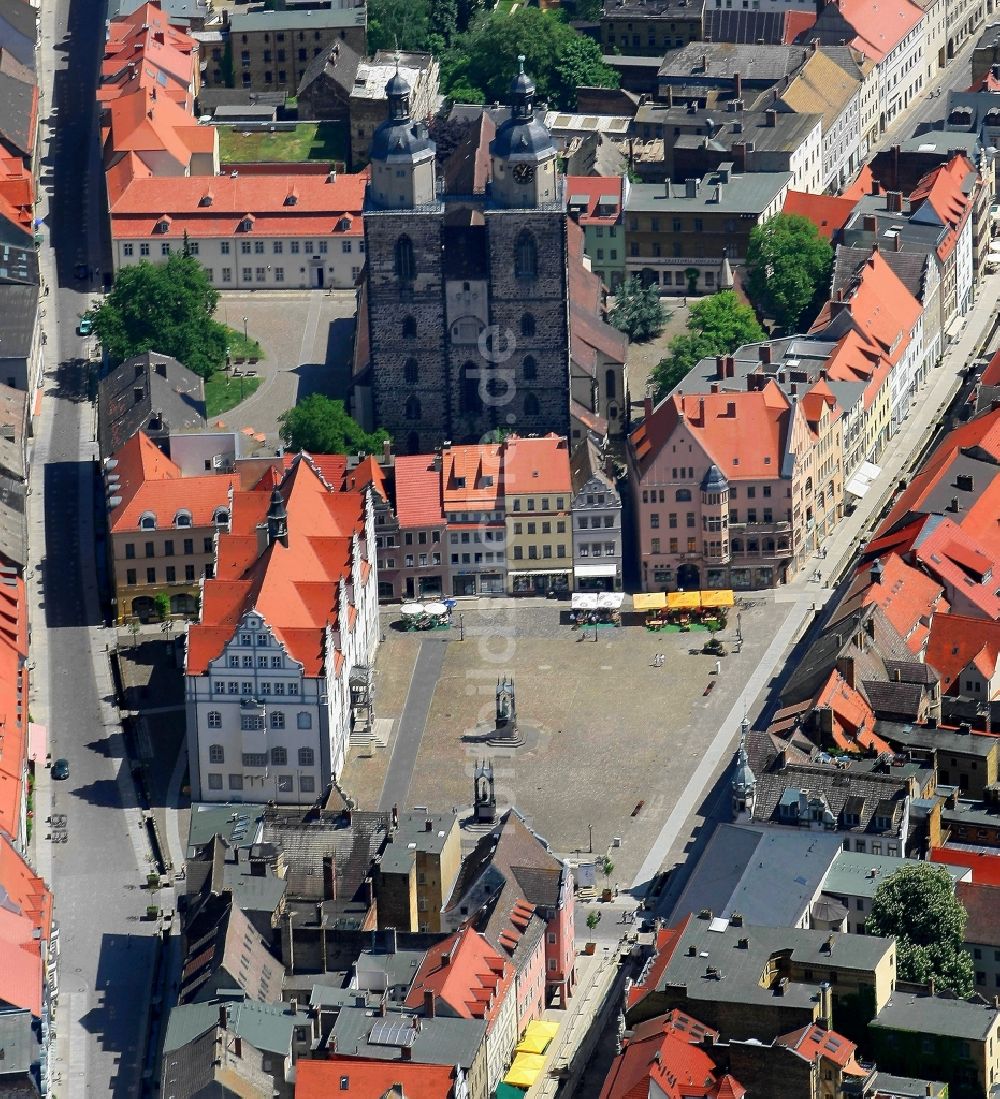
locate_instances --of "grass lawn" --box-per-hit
[223,327,265,361]
[217,122,347,167]
[205,372,263,418]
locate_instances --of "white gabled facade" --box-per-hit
[184,464,380,804]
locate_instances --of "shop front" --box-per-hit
[509,568,572,596]
[574,561,620,592]
[452,571,505,597]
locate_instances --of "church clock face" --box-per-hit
[512,163,536,184]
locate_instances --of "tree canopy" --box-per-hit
[745,213,834,333]
[651,291,765,399]
[89,254,229,378]
[447,9,618,109]
[609,276,667,343]
[866,863,974,998]
[278,394,390,455]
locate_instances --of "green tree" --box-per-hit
[866,863,974,998]
[429,0,458,46]
[586,910,601,931]
[651,291,764,399]
[89,255,229,378]
[153,593,170,622]
[450,9,617,109]
[745,213,834,333]
[279,394,390,455]
[367,0,430,52]
[609,276,666,342]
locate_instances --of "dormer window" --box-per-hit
[139,512,156,530]
[239,214,255,232]
[214,507,230,526]
[175,509,193,527]
[337,215,352,230]
[199,191,213,207]
[284,189,298,206]
[155,215,171,233]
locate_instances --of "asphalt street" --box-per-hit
[31,0,160,1091]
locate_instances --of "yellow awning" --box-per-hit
[699,589,734,608]
[633,592,666,611]
[516,1020,560,1054]
[666,591,701,610]
[504,1052,546,1088]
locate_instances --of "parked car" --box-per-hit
[78,316,94,336]
[51,758,69,780]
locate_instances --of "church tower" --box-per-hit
[368,69,436,210]
[489,56,559,209]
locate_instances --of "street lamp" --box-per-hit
[459,612,465,641]
[242,316,249,341]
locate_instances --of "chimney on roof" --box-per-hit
[702,53,708,71]
[811,38,818,53]
[887,191,903,213]
[401,1045,412,1061]
[424,989,436,1018]
[871,558,884,583]
[765,108,777,128]
[759,345,772,365]
[716,355,726,379]
[711,382,720,394]
[863,214,877,233]
[233,1036,242,1059]
[685,178,698,198]
[219,1004,227,1028]
[733,72,743,98]
[872,179,881,196]
[665,85,674,108]
[266,486,289,549]
[726,356,735,378]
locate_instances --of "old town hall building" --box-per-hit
[358,61,578,453]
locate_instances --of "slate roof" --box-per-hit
[872,991,1000,1041]
[160,1022,274,1098]
[0,280,38,362]
[0,1008,35,1076]
[0,0,36,71]
[670,823,843,927]
[296,38,361,100]
[658,42,810,83]
[330,1003,486,1068]
[164,995,307,1055]
[0,69,35,159]
[98,351,206,457]
[748,759,910,835]
[833,245,932,305]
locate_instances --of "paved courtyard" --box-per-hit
[341,596,794,887]
[211,289,358,439]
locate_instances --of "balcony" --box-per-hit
[729,520,792,535]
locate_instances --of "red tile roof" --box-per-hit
[835,0,924,61]
[186,455,367,676]
[775,1024,865,1072]
[0,155,32,231]
[405,926,514,1030]
[599,1011,738,1099]
[926,612,1000,694]
[0,832,53,943]
[814,669,888,755]
[110,170,367,239]
[782,190,857,240]
[626,918,688,1009]
[296,1058,458,1099]
[957,880,1000,947]
[441,443,502,511]
[849,553,945,654]
[912,518,1000,621]
[502,434,572,497]
[394,455,444,528]
[0,578,27,843]
[0,905,41,1016]
[909,155,974,262]
[981,347,1000,388]
[565,175,624,225]
[841,164,875,202]
[783,8,817,42]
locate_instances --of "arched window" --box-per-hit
[139,512,156,530]
[214,508,229,526]
[406,431,420,455]
[515,231,538,279]
[521,312,536,337]
[523,355,537,380]
[174,509,192,528]
[676,489,692,502]
[270,711,285,730]
[270,745,287,765]
[207,713,222,730]
[394,235,416,281]
[405,395,421,420]
[298,746,315,767]
[402,315,416,338]
[605,368,616,400]
[524,393,540,416]
[459,362,483,416]
[208,742,224,762]
[404,358,419,385]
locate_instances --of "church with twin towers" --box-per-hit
[356,58,582,454]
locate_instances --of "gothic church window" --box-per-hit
[402,315,417,338]
[524,393,540,416]
[394,235,416,281]
[515,232,538,279]
[459,362,483,416]
[404,358,419,384]
[523,355,538,380]
[405,395,421,420]
[521,312,536,337]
